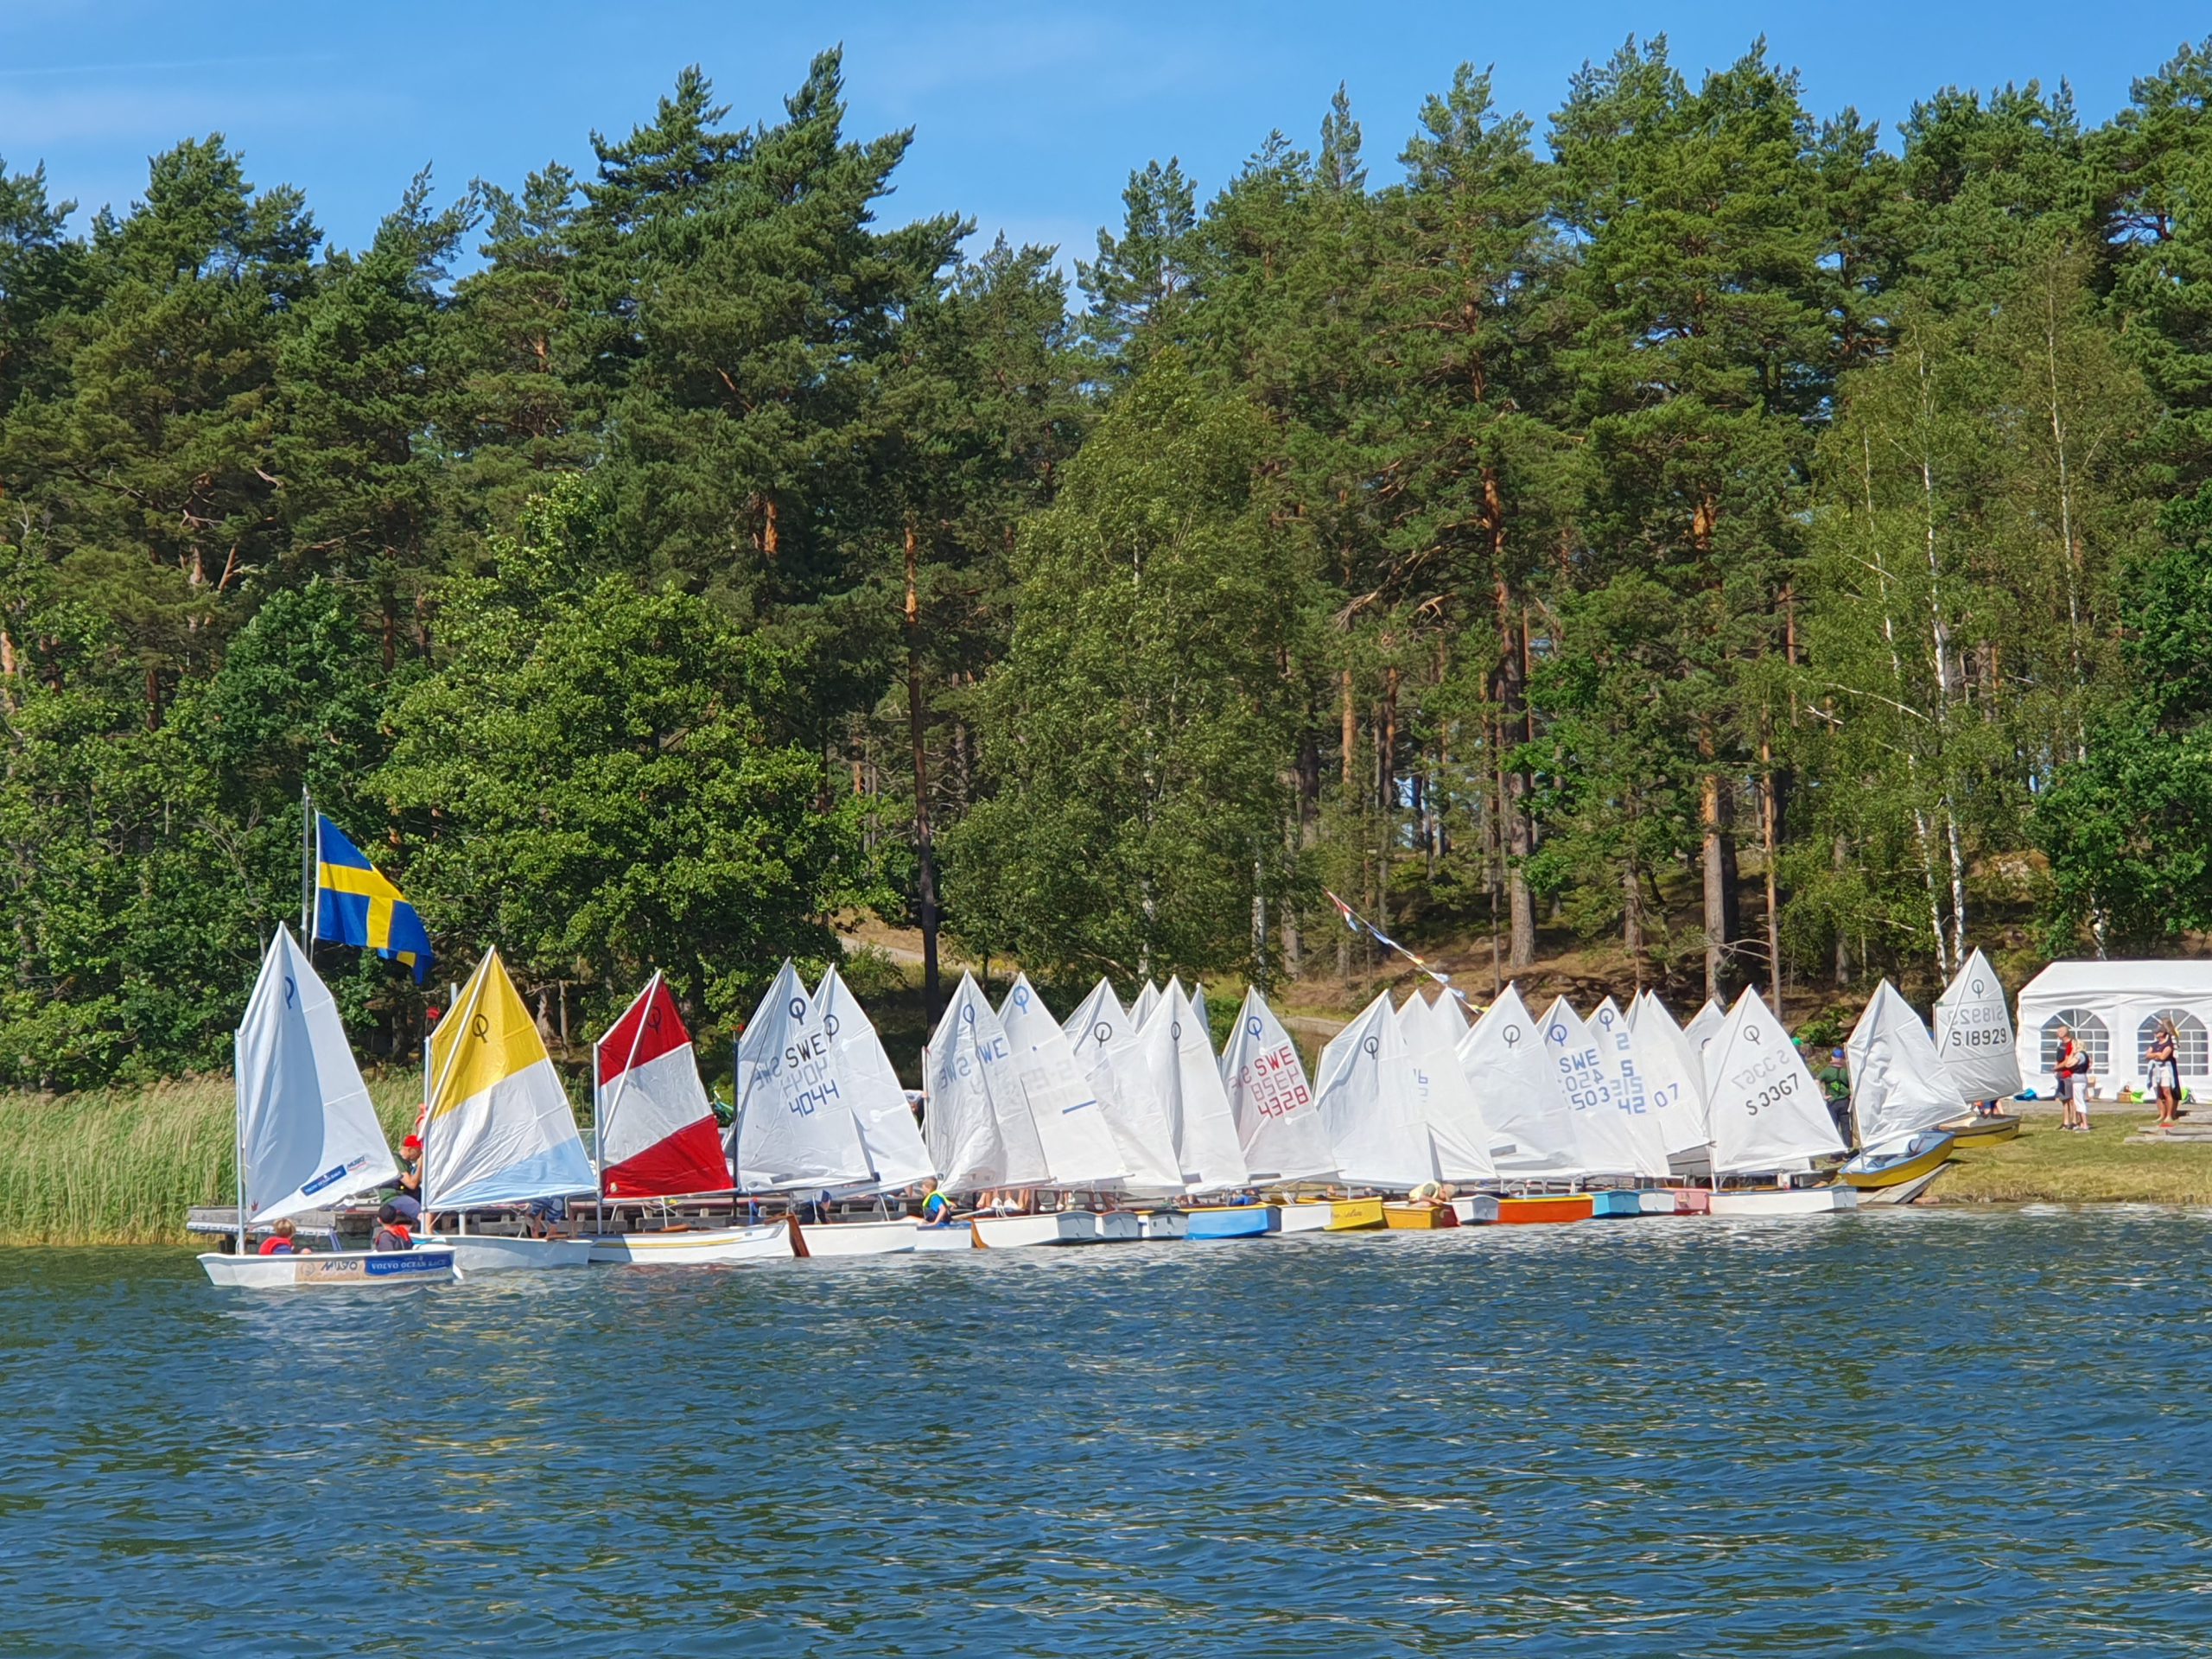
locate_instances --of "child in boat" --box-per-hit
[1408,1180,1456,1209]
[371,1203,416,1251]
[256,1219,310,1256]
[918,1179,957,1226]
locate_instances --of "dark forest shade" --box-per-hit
[5,35,2212,1090]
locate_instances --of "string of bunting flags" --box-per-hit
[1322,888,1484,1015]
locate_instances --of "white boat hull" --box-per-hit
[794,1217,918,1257]
[912,1221,976,1251]
[1275,1201,1334,1233]
[1449,1194,1501,1225]
[1637,1191,1681,1216]
[971,1211,1100,1249]
[1091,1211,1142,1242]
[428,1233,596,1273]
[200,1248,456,1288]
[1135,1210,1185,1239]
[585,1219,796,1265]
[1709,1185,1859,1217]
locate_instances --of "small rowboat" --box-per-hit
[1382,1202,1459,1230]
[200,1248,457,1289]
[1842,1129,1955,1191]
[1496,1194,1594,1224]
[1709,1185,1859,1217]
[1185,1205,1280,1240]
[1943,1113,2022,1149]
[1589,1190,1645,1218]
[1325,1197,1386,1230]
[1449,1194,1501,1225]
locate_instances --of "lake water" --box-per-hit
[5,1209,2209,1655]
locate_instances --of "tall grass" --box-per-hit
[0,1073,422,1245]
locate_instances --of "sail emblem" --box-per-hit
[1503,1024,1522,1047]
[1091,1020,1113,1044]
[1548,1022,1567,1046]
[787,995,806,1020]
[1971,978,1986,995]
[823,1012,841,1038]
[1744,1025,1761,1045]
[1172,1020,1182,1039]
[1246,1014,1263,1039]
[471,1012,489,1041]
[283,974,298,1008]
[1361,1033,1379,1056]
[1013,985,1032,1009]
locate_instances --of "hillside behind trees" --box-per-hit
[8,39,2212,1089]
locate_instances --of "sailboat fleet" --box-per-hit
[209,929,2037,1288]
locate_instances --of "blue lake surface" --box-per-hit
[5,1209,2210,1656]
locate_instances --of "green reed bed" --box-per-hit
[0,1074,423,1245]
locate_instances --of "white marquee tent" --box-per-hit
[2013,961,2212,1097]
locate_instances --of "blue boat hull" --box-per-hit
[1590,1190,1647,1218]
[1185,1207,1277,1240]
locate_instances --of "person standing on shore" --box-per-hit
[2146,1020,2182,1128]
[2056,1026,2092,1133]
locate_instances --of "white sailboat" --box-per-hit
[1130,980,1163,1030]
[817,963,935,1191]
[1141,978,1250,1194]
[1537,998,1646,1180]
[1000,975,1128,1190]
[586,971,794,1266]
[1459,985,1581,1181]
[420,947,598,1271]
[925,973,1088,1247]
[201,930,454,1288]
[1400,988,1497,1185]
[731,961,918,1256]
[1703,988,1855,1215]
[1846,980,1967,1150]
[1065,978,1185,1197]
[1629,990,1713,1157]
[1314,992,1437,1190]
[1219,987,1336,1184]
[1932,948,2023,1106]
[1589,996,1673,1179]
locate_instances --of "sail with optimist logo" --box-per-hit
[423,946,596,1211]
[1536,998,1645,1179]
[1590,995,1671,1178]
[1141,979,1249,1192]
[1629,990,1712,1155]
[1000,974,1128,1188]
[1702,988,1847,1174]
[1065,979,1184,1192]
[594,971,731,1198]
[1401,989,1497,1182]
[1219,987,1335,1182]
[816,964,934,1190]
[1932,948,2022,1104]
[1460,984,1581,1178]
[730,960,868,1191]
[925,971,1049,1194]
[1314,991,1437,1189]
[235,928,398,1227]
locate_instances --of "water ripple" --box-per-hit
[6,1211,2212,1654]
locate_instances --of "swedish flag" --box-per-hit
[314,815,434,984]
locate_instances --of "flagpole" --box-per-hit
[301,786,315,941]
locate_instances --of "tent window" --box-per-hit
[2041,1010,2109,1075]
[2138,1010,2209,1077]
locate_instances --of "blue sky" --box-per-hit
[3,1,2207,270]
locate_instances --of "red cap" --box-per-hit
[402,1134,422,1152]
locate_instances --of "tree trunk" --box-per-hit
[1760,724,1783,1008]
[904,522,941,1014]
[1495,582,1535,969]
[1698,735,1734,1001]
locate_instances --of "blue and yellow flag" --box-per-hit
[315,815,434,984]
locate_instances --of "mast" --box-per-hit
[233,1025,248,1256]
[301,787,315,940]
[423,970,484,1233]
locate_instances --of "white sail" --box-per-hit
[817,965,933,1189]
[1932,948,2023,1103]
[1131,981,1162,1030]
[1141,980,1249,1191]
[1190,981,1210,1040]
[1704,988,1848,1173]
[1315,992,1438,1189]
[1219,987,1336,1181]
[1401,989,1497,1182]
[1537,998,1644,1178]
[1683,998,1726,1061]
[1065,979,1185,1192]
[1459,984,1581,1177]
[1000,975,1128,1188]
[1590,996,1672,1178]
[1432,987,1472,1041]
[424,947,595,1210]
[1848,979,1967,1147]
[732,961,869,1191]
[925,972,1048,1193]
[236,929,398,1224]
[1630,991,1712,1155]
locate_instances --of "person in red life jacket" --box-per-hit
[383,1133,425,1225]
[256,1218,310,1256]
[371,1203,416,1252]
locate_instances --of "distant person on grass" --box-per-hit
[2055,1027,2093,1134]
[1816,1049,1852,1139]
[2146,1020,2183,1128]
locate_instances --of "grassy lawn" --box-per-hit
[1935,1110,2212,1206]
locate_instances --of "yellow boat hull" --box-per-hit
[1841,1131,1955,1190]
[1944,1115,2022,1148]
[1382,1202,1459,1230]
[1325,1197,1386,1230]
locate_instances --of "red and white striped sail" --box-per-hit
[595,973,731,1198]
